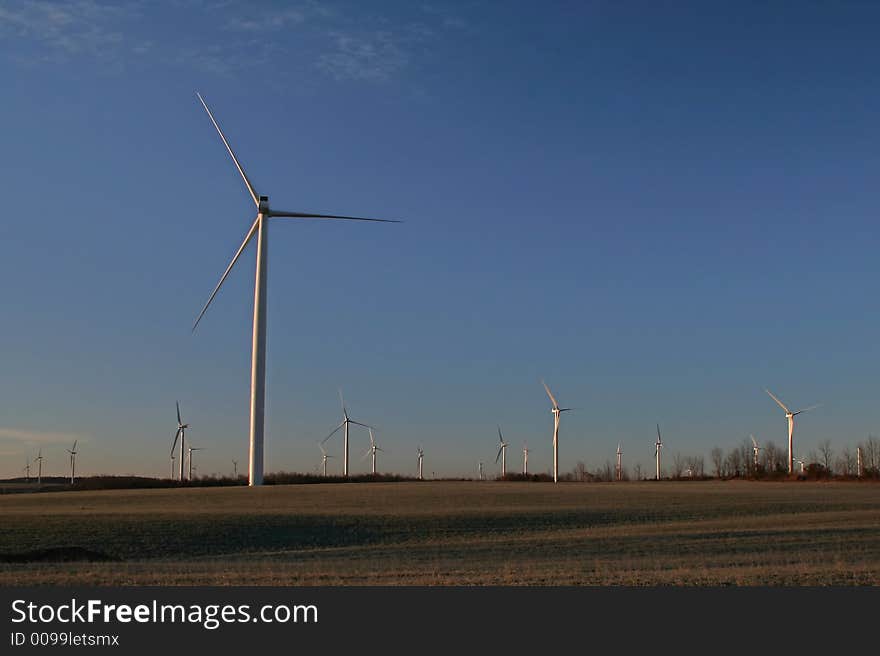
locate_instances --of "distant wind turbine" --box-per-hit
[318,444,333,477]
[542,380,572,484]
[654,424,663,481]
[190,93,400,487]
[750,434,763,470]
[417,447,424,480]
[188,446,204,481]
[232,460,239,479]
[765,389,821,475]
[66,440,78,485]
[362,428,384,475]
[522,443,530,476]
[496,426,509,478]
[23,458,31,482]
[478,461,484,481]
[322,390,373,478]
[34,449,43,485]
[616,443,623,482]
[170,401,189,482]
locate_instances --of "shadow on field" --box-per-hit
[0,546,120,563]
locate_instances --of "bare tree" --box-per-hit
[632,463,642,481]
[819,439,833,472]
[686,455,705,478]
[574,461,588,482]
[711,447,724,478]
[671,452,685,479]
[726,448,743,478]
[764,441,781,473]
[836,447,856,477]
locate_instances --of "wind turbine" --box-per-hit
[66,440,78,485]
[34,449,43,485]
[318,444,333,477]
[857,446,863,478]
[233,460,239,479]
[417,447,424,480]
[654,424,663,481]
[190,93,400,487]
[170,401,189,482]
[23,457,31,482]
[750,434,763,471]
[496,426,509,478]
[322,391,373,478]
[478,461,484,481]
[542,380,573,484]
[362,428,384,475]
[765,389,821,475]
[187,446,204,481]
[522,443,530,476]
[616,443,622,482]
[793,454,806,475]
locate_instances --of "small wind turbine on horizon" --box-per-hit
[616,443,622,482]
[170,401,189,483]
[654,424,663,481]
[322,390,373,478]
[794,454,806,475]
[496,426,509,478]
[750,434,763,470]
[478,461,484,481]
[318,444,333,477]
[34,449,43,485]
[522,442,530,476]
[417,447,424,480]
[542,380,572,484]
[66,440,78,485]
[190,93,400,487]
[187,446,204,481]
[765,389,821,475]
[232,460,239,479]
[362,428,384,475]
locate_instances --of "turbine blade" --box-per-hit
[657,424,662,442]
[176,401,182,425]
[170,428,182,456]
[765,389,791,414]
[196,92,259,207]
[318,443,327,456]
[349,420,374,429]
[192,215,259,332]
[321,422,345,444]
[495,446,503,463]
[269,210,400,223]
[794,403,822,415]
[497,425,503,443]
[541,380,559,409]
[71,440,77,452]
[362,448,372,461]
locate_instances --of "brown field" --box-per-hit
[1,480,879,585]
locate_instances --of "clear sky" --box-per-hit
[1,1,878,479]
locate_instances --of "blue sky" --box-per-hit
[1,1,878,479]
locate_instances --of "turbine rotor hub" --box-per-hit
[258,195,270,214]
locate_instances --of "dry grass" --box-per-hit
[1,480,879,585]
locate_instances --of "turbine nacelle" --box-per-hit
[258,195,270,214]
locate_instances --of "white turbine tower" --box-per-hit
[616,443,622,482]
[322,391,373,478]
[794,454,806,475]
[232,460,239,479]
[478,461,484,481]
[23,458,31,482]
[654,424,663,481]
[66,440,78,485]
[34,449,43,485]
[765,389,820,475]
[318,444,334,477]
[542,380,572,484]
[190,93,399,487]
[188,446,204,481]
[417,447,424,480]
[170,401,189,482]
[522,443,530,476]
[496,426,509,478]
[362,428,384,475]
[857,446,863,478]
[750,434,763,471]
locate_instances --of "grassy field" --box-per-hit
[1,480,879,585]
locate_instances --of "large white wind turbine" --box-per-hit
[170,401,189,482]
[765,389,820,475]
[542,380,572,483]
[496,426,509,478]
[191,93,399,487]
[322,391,373,478]
[66,440,78,485]
[654,424,663,481]
[362,428,384,475]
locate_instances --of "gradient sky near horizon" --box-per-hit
[1,1,879,479]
